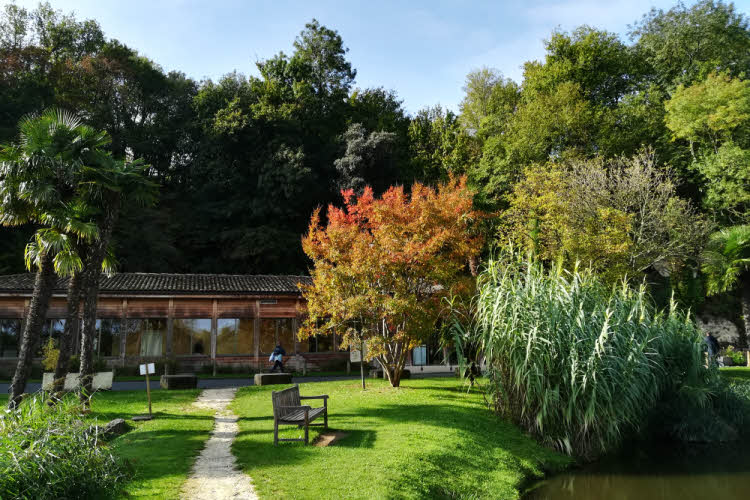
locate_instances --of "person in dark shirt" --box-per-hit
[704,332,720,367]
[270,344,286,372]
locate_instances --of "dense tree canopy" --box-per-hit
[1,0,750,328]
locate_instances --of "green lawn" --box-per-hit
[720,366,750,381]
[87,390,214,499]
[231,378,569,500]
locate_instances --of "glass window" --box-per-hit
[301,334,334,353]
[37,319,65,356]
[173,319,211,356]
[216,318,254,355]
[0,319,21,358]
[412,345,427,366]
[96,319,121,357]
[278,319,294,352]
[124,319,166,357]
[259,319,297,354]
[259,319,276,354]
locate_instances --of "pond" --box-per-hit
[524,442,750,500]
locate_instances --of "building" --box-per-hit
[0,273,349,376]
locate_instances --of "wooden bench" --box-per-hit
[271,384,328,445]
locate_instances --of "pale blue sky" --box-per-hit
[4,0,750,113]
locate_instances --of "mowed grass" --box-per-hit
[231,378,570,500]
[87,390,214,499]
[720,366,750,381]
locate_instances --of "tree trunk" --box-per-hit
[360,338,366,390]
[52,270,83,392]
[8,251,56,408]
[741,275,750,349]
[79,194,120,397]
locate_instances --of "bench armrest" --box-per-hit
[300,395,329,400]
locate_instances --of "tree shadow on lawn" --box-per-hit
[90,410,214,422]
[338,403,569,498]
[232,395,567,498]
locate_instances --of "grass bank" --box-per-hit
[87,390,213,499]
[231,377,569,500]
[720,366,750,381]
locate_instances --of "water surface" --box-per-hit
[525,443,750,500]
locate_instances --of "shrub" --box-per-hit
[41,338,59,372]
[724,345,746,366]
[0,394,130,499]
[469,251,710,459]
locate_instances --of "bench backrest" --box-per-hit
[271,384,301,419]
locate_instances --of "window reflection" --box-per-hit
[216,319,254,355]
[36,319,65,356]
[95,319,121,357]
[124,319,166,357]
[0,319,21,358]
[174,319,211,356]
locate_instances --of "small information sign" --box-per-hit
[139,363,156,375]
[135,363,156,421]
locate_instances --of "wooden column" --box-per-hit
[165,298,174,374]
[166,299,174,357]
[120,299,127,366]
[211,299,218,360]
[254,299,260,369]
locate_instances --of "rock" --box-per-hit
[696,315,740,344]
[160,374,198,390]
[101,418,131,439]
[253,372,292,386]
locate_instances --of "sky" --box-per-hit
[4,0,750,114]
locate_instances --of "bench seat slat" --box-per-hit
[272,384,329,445]
[278,407,326,423]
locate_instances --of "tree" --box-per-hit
[502,151,711,283]
[300,176,483,387]
[459,67,519,133]
[665,73,750,219]
[334,123,397,194]
[702,225,750,340]
[665,73,750,156]
[77,155,156,395]
[407,106,476,185]
[631,0,750,88]
[1,109,102,407]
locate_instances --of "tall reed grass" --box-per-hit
[0,393,129,499]
[471,252,710,459]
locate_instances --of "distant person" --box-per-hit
[269,344,286,372]
[704,332,720,367]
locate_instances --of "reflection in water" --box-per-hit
[525,443,750,500]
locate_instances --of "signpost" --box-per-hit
[133,363,156,421]
[351,341,367,390]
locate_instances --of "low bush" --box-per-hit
[0,393,129,499]
[724,345,746,366]
[467,251,712,459]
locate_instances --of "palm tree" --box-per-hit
[77,156,156,395]
[702,225,750,340]
[0,109,105,407]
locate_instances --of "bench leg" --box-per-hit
[304,412,309,445]
[274,419,279,446]
[324,409,328,429]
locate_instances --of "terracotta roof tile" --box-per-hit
[0,273,311,296]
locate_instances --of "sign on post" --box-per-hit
[133,363,156,421]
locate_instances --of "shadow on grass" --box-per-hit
[233,387,568,500]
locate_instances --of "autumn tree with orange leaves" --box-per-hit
[299,176,483,387]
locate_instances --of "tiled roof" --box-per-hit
[0,273,311,296]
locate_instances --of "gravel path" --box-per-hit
[180,388,257,500]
